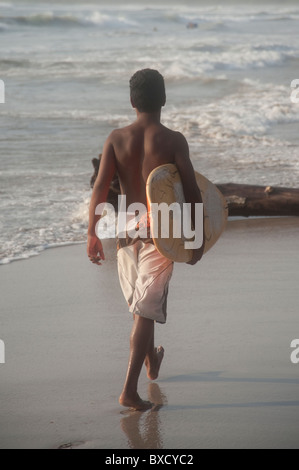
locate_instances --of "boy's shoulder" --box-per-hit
[159,124,187,143]
[108,122,135,139]
[106,122,187,149]
[104,125,132,147]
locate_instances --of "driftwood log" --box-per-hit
[90,156,299,217]
[216,183,299,217]
[90,156,120,209]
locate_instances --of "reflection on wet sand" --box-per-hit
[120,383,167,449]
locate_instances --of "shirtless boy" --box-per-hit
[87,69,204,411]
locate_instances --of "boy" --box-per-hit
[87,69,203,410]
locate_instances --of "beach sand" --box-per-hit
[0,217,299,449]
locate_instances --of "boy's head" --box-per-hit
[129,69,166,113]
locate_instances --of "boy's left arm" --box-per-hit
[87,133,117,265]
[174,132,205,265]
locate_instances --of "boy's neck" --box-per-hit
[135,109,161,125]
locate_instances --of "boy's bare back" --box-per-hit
[109,115,184,207]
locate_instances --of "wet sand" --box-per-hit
[0,217,299,449]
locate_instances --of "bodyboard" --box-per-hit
[146,163,228,262]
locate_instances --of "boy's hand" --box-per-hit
[187,246,204,266]
[87,234,105,265]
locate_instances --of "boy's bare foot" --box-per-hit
[145,346,164,381]
[119,392,152,411]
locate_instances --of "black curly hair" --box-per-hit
[129,69,166,113]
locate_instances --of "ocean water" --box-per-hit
[0,0,299,264]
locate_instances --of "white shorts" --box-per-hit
[117,241,173,324]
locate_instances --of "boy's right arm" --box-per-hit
[174,132,204,265]
[87,133,117,265]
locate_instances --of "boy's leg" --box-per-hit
[118,242,171,410]
[119,315,164,410]
[145,334,164,381]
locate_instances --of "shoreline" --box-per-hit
[0,217,299,449]
[1,214,298,267]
